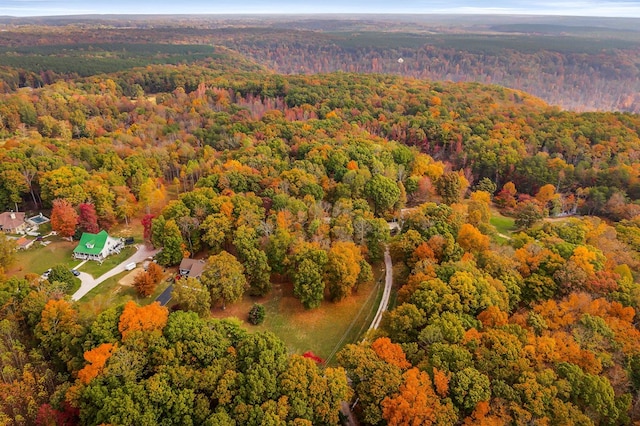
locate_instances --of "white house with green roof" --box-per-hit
[73,230,124,261]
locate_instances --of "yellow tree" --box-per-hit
[138,177,167,214]
[326,241,363,301]
[457,223,490,253]
[535,184,559,209]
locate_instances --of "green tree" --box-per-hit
[48,264,76,291]
[155,219,184,266]
[280,355,350,424]
[338,341,404,424]
[436,171,462,205]
[365,174,401,216]
[150,215,166,249]
[450,367,491,413]
[173,277,211,317]
[515,200,545,229]
[243,247,272,296]
[474,177,497,195]
[366,218,391,262]
[266,228,292,274]
[294,258,326,310]
[248,303,266,325]
[201,251,247,309]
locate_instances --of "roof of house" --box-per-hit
[0,212,26,230]
[74,230,110,255]
[179,258,206,278]
[16,237,31,248]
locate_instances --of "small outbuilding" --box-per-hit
[15,236,34,250]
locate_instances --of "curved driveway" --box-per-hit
[72,245,159,301]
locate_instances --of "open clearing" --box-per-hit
[9,240,81,276]
[210,263,386,364]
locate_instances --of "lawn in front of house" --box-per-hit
[77,246,136,279]
[77,267,173,314]
[9,240,82,277]
[210,261,386,365]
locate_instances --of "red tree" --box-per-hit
[50,199,78,239]
[142,214,155,242]
[78,203,99,234]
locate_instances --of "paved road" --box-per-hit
[156,284,174,306]
[72,245,159,301]
[368,246,393,332]
[339,246,393,424]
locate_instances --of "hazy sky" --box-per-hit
[2,0,640,17]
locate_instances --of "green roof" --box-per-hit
[74,230,109,255]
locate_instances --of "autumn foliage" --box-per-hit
[133,271,156,297]
[50,198,78,239]
[382,368,456,426]
[118,301,168,340]
[371,337,411,369]
[77,343,115,384]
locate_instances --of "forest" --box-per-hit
[1,16,640,112]
[0,16,639,425]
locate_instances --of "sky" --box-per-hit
[2,0,640,17]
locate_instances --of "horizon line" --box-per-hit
[2,12,640,18]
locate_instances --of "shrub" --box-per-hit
[248,303,265,325]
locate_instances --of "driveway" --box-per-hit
[368,246,393,332]
[71,245,159,301]
[156,284,174,306]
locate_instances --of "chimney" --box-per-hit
[10,213,15,220]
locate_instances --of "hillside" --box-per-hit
[0,43,638,424]
[1,15,640,112]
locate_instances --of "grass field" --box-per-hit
[491,211,516,233]
[9,240,82,276]
[210,262,386,365]
[78,246,136,278]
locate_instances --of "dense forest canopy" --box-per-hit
[1,15,640,112]
[0,17,639,425]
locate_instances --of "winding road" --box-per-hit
[71,245,159,301]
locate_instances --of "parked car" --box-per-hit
[125,262,136,271]
[124,237,135,245]
[71,269,80,276]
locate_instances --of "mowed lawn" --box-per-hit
[210,263,386,365]
[490,208,516,242]
[78,246,136,278]
[9,240,82,276]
